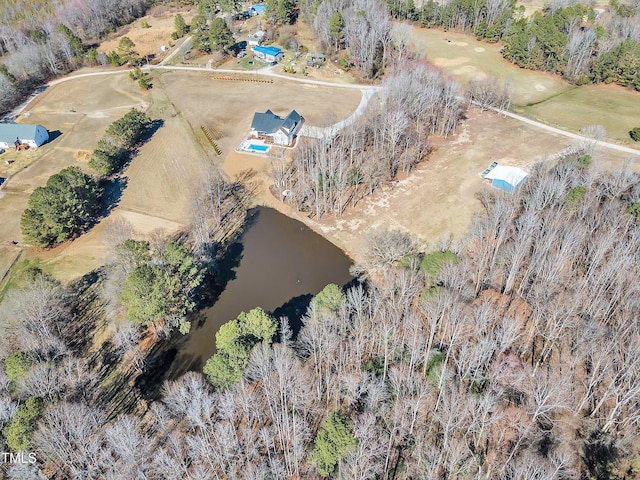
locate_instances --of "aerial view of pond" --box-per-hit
[139,206,353,395]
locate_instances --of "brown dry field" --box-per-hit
[2,16,638,282]
[97,7,197,61]
[0,69,364,281]
[237,108,634,264]
[158,70,362,155]
[1,67,634,281]
[0,72,152,281]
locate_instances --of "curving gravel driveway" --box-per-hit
[5,62,640,158]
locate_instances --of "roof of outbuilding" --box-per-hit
[253,45,282,56]
[0,123,44,143]
[484,165,528,186]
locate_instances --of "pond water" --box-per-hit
[139,207,353,395]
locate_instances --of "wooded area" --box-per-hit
[2,0,640,477]
[273,61,463,219]
[20,108,152,247]
[0,0,148,115]
[392,0,640,90]
[3,159,640,478]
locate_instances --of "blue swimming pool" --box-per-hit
[248,144,269,152]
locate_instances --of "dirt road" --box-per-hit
[15,66,640,158]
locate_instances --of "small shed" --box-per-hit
[484,166,528,192]
[306,53,325,67]
[0,123,49,149]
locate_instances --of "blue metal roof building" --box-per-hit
[0,123,49,149]
[484,166,528,193]
[253,45,283,62]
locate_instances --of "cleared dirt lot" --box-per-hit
[98,8,197,62]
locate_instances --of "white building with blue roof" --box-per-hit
[0,123,49,149]
[253,45,283,63]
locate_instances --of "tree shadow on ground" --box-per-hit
[134,346,179,401]
[62,268,107,354]
[584,431,619,480]
[99,176,128,218]
[91,340,147,421]
[116,118,164,174]
[144,118,164,140]
[134,209,254,401]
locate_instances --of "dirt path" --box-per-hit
[160,36,192,65]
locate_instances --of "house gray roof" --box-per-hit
[251,110,282,134]
[0,123,44,143]
[251,109,303,135]
[282,110,302,132]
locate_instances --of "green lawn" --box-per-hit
[237,56,267,70]
[521,84,640,143]
[411,25,640,143]
[411,26,569,106]
[0,257,48,303]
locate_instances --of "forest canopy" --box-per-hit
[20,166,100,247]
[4,160,640,478]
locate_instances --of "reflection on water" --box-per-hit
[139,207,353,396]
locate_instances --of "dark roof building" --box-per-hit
[250,110,304,146]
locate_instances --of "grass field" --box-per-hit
[411,26,640,143]
[411,27,569,105]
[521,83,640,143]
[0,68,364,281]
